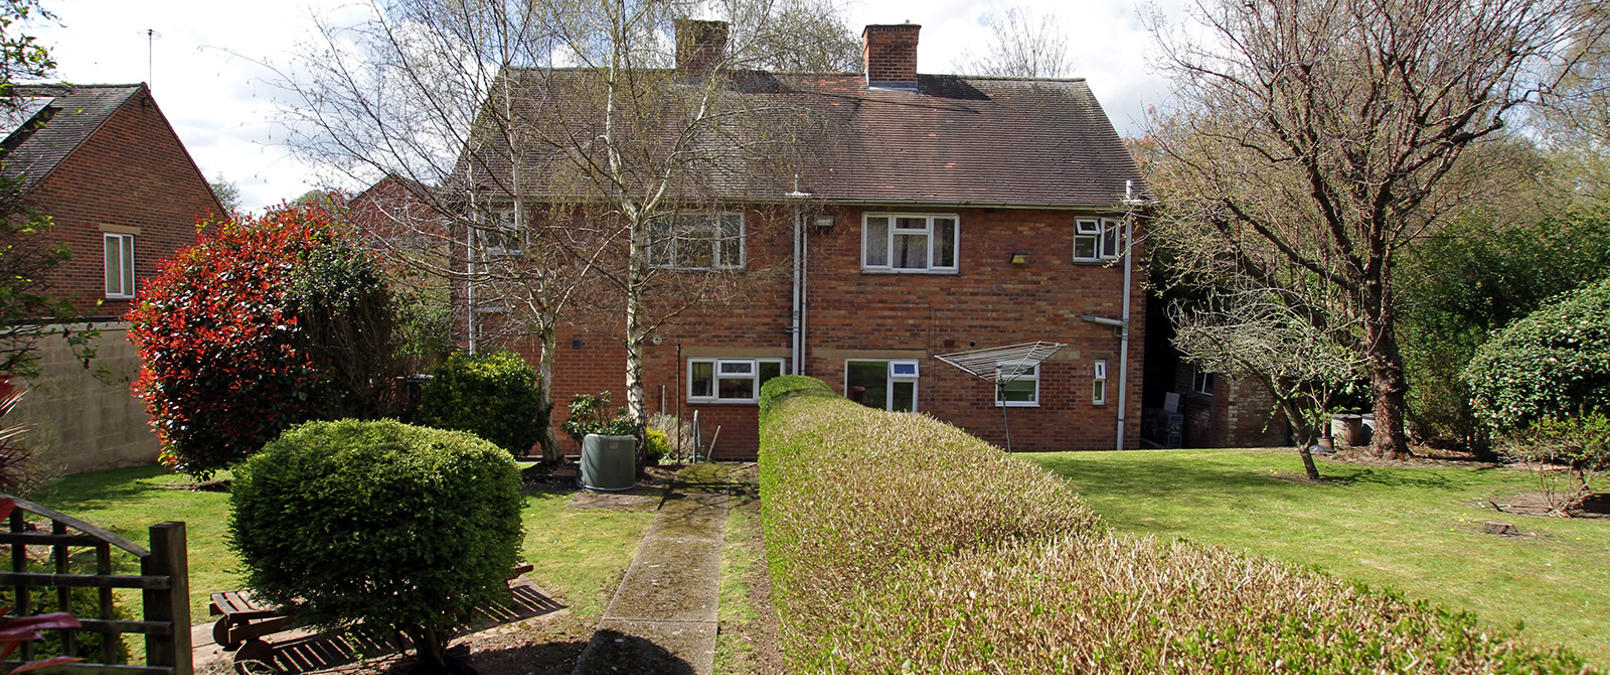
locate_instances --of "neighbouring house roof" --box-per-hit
[456,69,1146,210]
[0,84,146,195]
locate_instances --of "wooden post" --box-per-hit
[142,522,191,674]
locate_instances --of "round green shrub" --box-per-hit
[644,428,669,465]
[1464,278,1610,431]
[415,351,544,455]
[229,419,523,668]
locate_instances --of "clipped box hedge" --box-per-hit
[757,376,1584,673]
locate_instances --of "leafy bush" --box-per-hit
[1464,278,1610,432]
[647,412,696,462]
[559,391,634,445]
[758,376,1584,673]
[1500,413,1610,516]
[1399,211,1610,445]
[415,351,544,455]
[229,419,523,671]
[643,429,669,465]
[0,585,129,664]
[127,203,398,478]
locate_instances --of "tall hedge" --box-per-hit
[229,419,522,670]
[414,351,544,455]
[1464,278,1610,432]
[126,203,397,478]
[758,376,1583,673]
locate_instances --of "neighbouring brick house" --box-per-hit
[1,83,224,474]
[456,22,1149,458]
[1140,298,1290,448]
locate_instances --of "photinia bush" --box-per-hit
[126,202,396,478]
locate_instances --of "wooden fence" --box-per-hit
[0,495,190,674]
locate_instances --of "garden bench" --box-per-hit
[210,562,536,671]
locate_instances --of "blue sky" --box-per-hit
[31,0,1178,211]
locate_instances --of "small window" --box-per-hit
[1093,360,1108,405]
[482,207,523,256]
[649,213,744,270]
[862,214,958,273]
[104,233,135,298]
[1192,368,1215,396]
[1074,218,1122,262]
[846,359,918,412]
[688,357,782,403]
[995,361,1039,407]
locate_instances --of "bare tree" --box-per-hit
[278,0,845,463]
[1143,0,1608,459]
[952,4,1073,78]
[1170,293,1364,480]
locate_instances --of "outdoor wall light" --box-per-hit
[1010,252,1029,265]
[813,215,835,231]
[571,337,584,349]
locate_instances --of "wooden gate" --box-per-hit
[0,495,190,674]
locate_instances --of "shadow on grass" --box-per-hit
[36,465,181,510]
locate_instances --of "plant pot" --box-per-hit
[580,434,636,491]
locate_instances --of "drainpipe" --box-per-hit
[466,197,478,355]
[1115,214,1133,451]
[791,211,802,374]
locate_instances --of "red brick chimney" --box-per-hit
[863,24,920,90]
[676,19,729,81]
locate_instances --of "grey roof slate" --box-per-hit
[457,70,1145,209]
[1,84,145,194]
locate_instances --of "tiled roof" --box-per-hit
[1,84,145,194]
[457,70,1145,209]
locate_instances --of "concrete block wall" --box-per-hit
[10,324,159,477]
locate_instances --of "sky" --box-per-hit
[29,0,1181,212]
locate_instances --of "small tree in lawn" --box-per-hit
[126,202,399,478]
[1170,293,1364,480]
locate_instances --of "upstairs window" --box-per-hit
[995,360,1040,407]
[1074,218,1122,261]
[482,207,523,256]
[104,233,134,299]
[1192,367,1215,396]
[688,357,783,403]
[863,214,958,272]
[649,213,744,270]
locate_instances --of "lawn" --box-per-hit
[30,464,655,625]
[1028,448,1610,667]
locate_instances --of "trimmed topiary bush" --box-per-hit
[229,419,523,671]
[415,351,544,456]
[127,202,398,478]
[1464,278,1610,432]
[758,376,1585,673]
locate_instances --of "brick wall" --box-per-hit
[509,204,1147,459]
[1175,369,1290,448]
[26,90,222,318]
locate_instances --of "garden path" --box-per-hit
[571,479,732,675]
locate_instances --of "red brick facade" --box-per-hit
[21,89,223,317]
[492,205,1147,458]
[1173,368,1290,448]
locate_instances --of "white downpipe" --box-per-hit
[790,212,802,374]
[800,216,809,376]
[1115,214,1134,451]
[466,198,478,356]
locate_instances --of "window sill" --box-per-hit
[861,268,959,275]
[105,294,134,300]
[995,402,1040,408]
[1072,257,1120,265]
[686,399,759,406]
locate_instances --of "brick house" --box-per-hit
[457,23,1149,458]
[1,83,224,474]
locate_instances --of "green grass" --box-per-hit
[1028,448,1610,667]
[30,464,655,624]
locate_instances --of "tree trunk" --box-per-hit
[1279,398,1321,481]
[624,219,649,471]
[405,625,449,673]
[1366,337,1412,460]
[536,326,561,463]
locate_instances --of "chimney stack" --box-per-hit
[676,19,729,81]
[863,23,920,90]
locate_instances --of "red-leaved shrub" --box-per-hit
[127,203,396,478]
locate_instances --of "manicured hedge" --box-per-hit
[757,376,1583,673]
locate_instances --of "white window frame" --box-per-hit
[103,232,135,299]
[844,359,921,412]
[687,357,783,403]
[994,360,1040,407]
[649,212,745,270]
[1192,367,1215,396]
[1074,218,1123,262]
[1093,360,1108,405]
[861,213,959,273]
[482,206,524,256]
